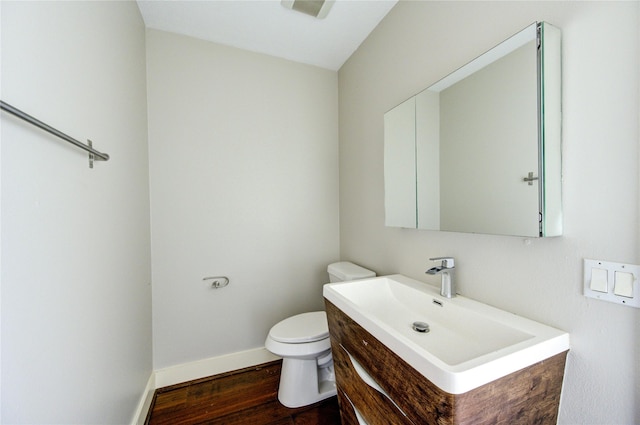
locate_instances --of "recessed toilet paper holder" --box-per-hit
[203,276,230,289]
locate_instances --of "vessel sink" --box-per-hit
[323,274,569,394]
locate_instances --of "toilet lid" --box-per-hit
[269,311,329,343]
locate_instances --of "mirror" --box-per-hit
[384,22,561,237]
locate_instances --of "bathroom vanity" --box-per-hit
[323,275,569,425]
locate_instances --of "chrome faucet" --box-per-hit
[426,257,456,298]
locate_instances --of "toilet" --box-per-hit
[265,261,376,408]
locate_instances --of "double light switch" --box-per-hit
[584,259,640,308]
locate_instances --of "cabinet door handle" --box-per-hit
[341,391,370,425]
[523,171,539,185]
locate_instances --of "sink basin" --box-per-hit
[323,274,569,394]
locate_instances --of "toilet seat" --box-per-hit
[268,311,329,344]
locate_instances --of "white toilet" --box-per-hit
[265,261,375,408]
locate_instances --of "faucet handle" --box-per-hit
[429,257,455,268]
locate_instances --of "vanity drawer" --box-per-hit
[332,341,414,425]
[326,300,453,424]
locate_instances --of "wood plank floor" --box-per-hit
[146,360,342,425]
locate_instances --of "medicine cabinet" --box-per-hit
[384,22,561,237]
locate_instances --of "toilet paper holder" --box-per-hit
[203,276,230,289]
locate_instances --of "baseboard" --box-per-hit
[130,373,156,425]
[130,347,280,424]
[154,347,280,389]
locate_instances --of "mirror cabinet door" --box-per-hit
[384,97,417,228]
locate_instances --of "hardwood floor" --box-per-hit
[145,360,342,425]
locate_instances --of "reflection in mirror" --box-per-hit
[384,97,416,227]
[384,22,562,237]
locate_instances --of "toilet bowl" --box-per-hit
[265,262,375,408]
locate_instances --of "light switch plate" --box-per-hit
[584,259,640,308]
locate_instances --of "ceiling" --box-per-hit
[136,0,398,71]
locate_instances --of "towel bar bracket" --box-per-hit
[88,139,94,168]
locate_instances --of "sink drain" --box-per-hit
[412,321,430,333]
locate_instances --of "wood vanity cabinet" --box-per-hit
[325,300,568,425]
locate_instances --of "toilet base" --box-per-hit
[278,357,337,408]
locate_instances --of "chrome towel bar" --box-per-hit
[0,100,110,168]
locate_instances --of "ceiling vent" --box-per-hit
[281,0,335,19]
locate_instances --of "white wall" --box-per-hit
[146,30,340,369]
[339,1,639,424]
[0,1,152,423]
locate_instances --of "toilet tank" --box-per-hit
[327,262,376,283]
